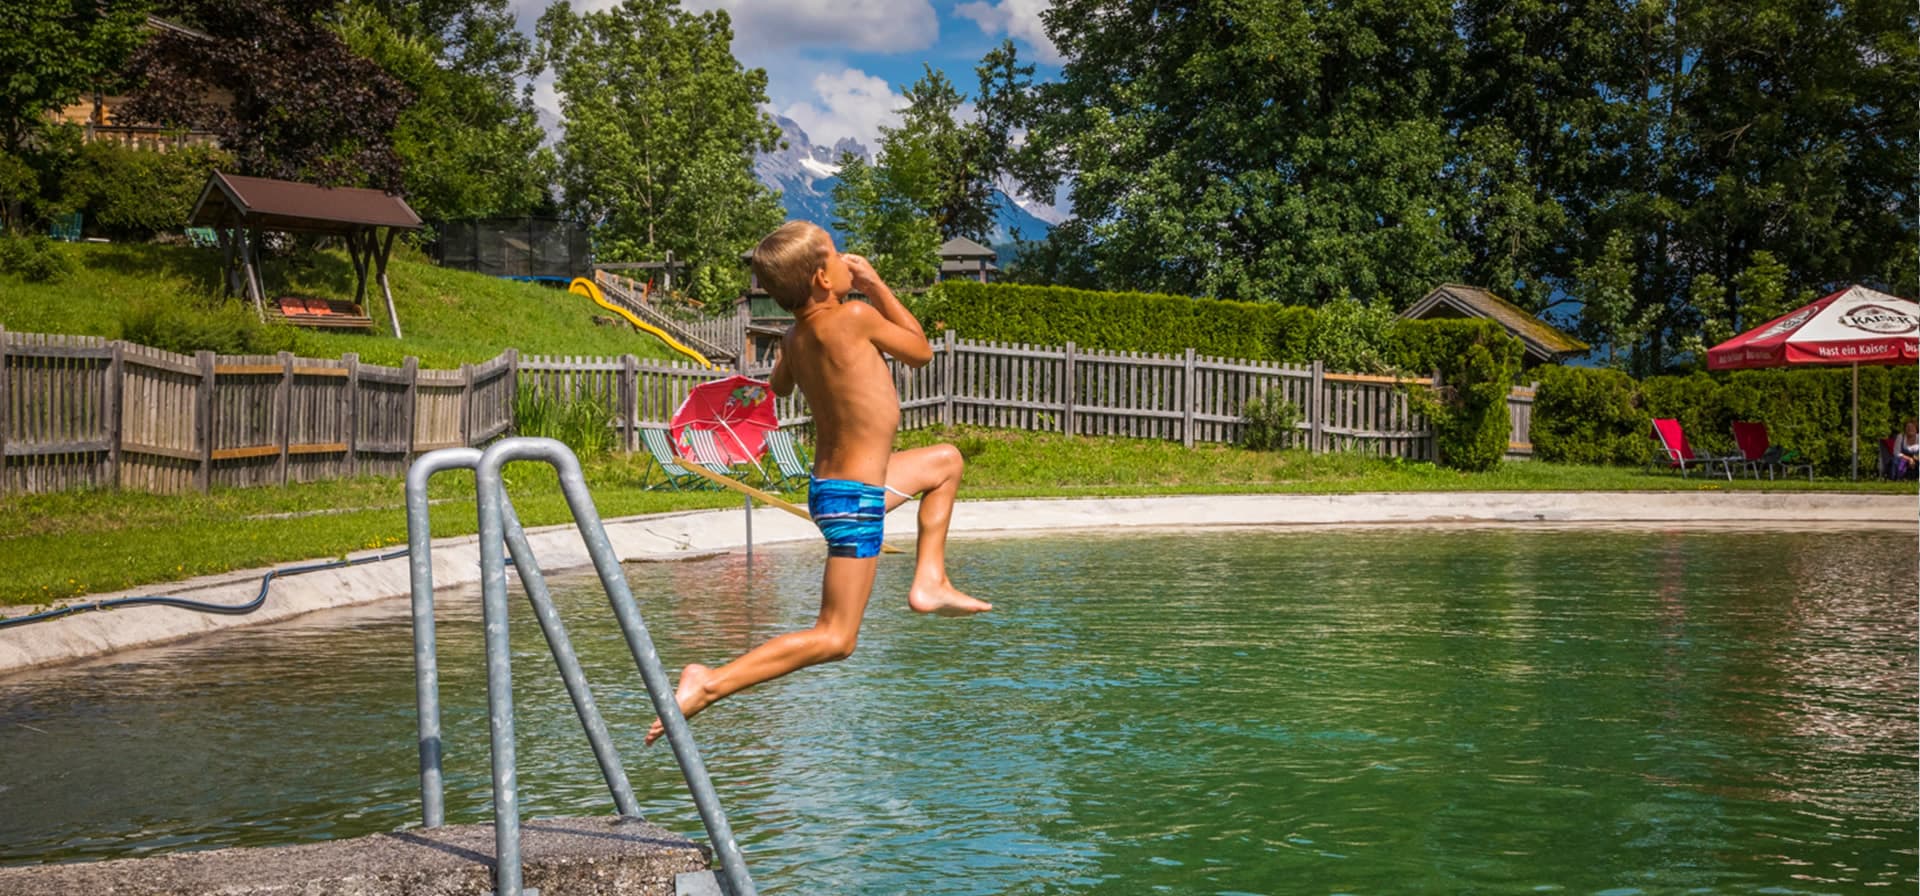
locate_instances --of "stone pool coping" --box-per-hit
[2,490,1912,676]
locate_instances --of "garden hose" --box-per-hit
[0,547,418,630]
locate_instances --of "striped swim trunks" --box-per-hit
[807,476,887,558]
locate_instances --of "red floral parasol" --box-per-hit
[670,375,778,465]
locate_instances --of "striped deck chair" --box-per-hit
[638,426,709,490]
[685,428,767,486]
[763,429,812,491]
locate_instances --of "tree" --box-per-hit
[120,0,411,189]
[338,0,554,220]
[832,152,940,287]
[0,0,148,154]
[536,0,781,303]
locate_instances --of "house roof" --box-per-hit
[188,172,422,234]
[1400,283,1589,362]
[938,237,996,259]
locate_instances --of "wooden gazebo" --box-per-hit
[188,172,422,337]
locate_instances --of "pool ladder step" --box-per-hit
[406,438,757,896]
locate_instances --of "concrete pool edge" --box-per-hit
[2,490,1912,676]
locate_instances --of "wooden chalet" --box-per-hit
[1400,284,1589,367]
[189,172,422,337]
[937,237,998,283]
[52,15,225,152]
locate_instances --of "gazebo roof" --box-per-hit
[189,172,421,234]
[1400,283,1588,363]
[938,236,996,259]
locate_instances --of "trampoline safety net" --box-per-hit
[432,218,591,280]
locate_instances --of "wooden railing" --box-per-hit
[1,327,1534,495]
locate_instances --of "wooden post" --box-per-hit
[1309,360,1325,453]
[1181,347,1197,449]
[347,229,369,306]
[942,330,957,427]
[275,351,293,486]
[402,355,419,460]
[106,340,124,490]
[0,327,9,495]
[1062,341,1076,436]
[195,350,215,493]
[377,228,403,339]
[506,348,519,437]
[239,229,268,321]
[458,362,475,447]
[344,352,360,477]
[620,354,639,452]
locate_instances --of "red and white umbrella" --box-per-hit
[1707,284,1919,477]
[669,375,778,465]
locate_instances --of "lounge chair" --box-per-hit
[685,428,767,486]
[763,429,812,491]
[1650,418,1736,480]
[638,426,710,491]
[1730,421,1812,481]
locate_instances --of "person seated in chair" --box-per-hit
[1894,420,1920,480]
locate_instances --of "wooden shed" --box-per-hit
[1400,284,1589,367]
[189,172,422,337]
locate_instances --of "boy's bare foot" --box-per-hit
[645,663,715,747]
[908,578,993,617]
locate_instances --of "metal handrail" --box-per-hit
[405,440,757,896]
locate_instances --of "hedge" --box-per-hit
[1533,365,1916,474]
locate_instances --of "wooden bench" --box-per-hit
[269,296,374,330]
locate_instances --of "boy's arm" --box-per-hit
[769,339,793,397]
[846,254,933,367]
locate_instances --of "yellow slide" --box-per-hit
[568,277,714,369]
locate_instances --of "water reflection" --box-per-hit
[0,528,1913,895]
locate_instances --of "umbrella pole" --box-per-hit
[1852,362,1859,481]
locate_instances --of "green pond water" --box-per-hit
[1,527,1915,894]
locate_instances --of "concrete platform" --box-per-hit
[1,491,1913,677]
[0,816,708,896]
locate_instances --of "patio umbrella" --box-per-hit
[670,374,779,465]
[1706,284,1919,478]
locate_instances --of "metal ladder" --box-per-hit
[405,438,756,896]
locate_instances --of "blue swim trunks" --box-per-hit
[808,476,887,558]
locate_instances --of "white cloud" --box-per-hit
[685,0,938,53]
[777,69,906,153]
[955,0,1060,64]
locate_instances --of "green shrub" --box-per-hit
[514,386,616,458]
[1531,366,1648,465]
[60,142,231,239]
[1239,389,1303,451]
[0,233,72,282]
[119,299,298,355]
[1405,320,1521,471]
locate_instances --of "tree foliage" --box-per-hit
[536,0,781,303]
[121,0,411,189]
[832,152,940,287]
[338,0,554,220]
[0,0,148,154]
[1005,0,1918,370]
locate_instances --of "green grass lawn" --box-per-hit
[2,425,1910,610]
[0,241,687,368]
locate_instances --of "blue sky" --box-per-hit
[511,0,1061,152]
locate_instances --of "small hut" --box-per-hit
[937,237,998,283]
[189,172,422,337]
[1399,284,1589,368]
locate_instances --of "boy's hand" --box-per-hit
[843,253,884,294]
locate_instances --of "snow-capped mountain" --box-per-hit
[754,115,1054,253]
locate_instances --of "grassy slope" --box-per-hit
[0,242,685,367]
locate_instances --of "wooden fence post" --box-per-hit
[402,355,419,460]
[459,362,475,447]
[1309,359,1325,453]
[106,340,124,490]
[1062,341,1076,436]
[942,330,956,428]
[1182,347,1197,449]
[0,328,9,495]
[620,354,639,452]
[276,350,293,486]
[506,348,520,437]
[195,350,215,493]
[344,353,360,476]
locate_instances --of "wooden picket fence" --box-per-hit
[1,327,1534,496]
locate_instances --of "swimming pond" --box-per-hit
[1,527,1914,894]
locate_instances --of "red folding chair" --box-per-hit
[1649,418,1735,480]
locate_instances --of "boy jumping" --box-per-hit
[646,221,991,746]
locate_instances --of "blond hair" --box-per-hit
[752,221,831,311]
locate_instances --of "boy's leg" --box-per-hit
[884,443,992,616]
[646,554,877,745]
